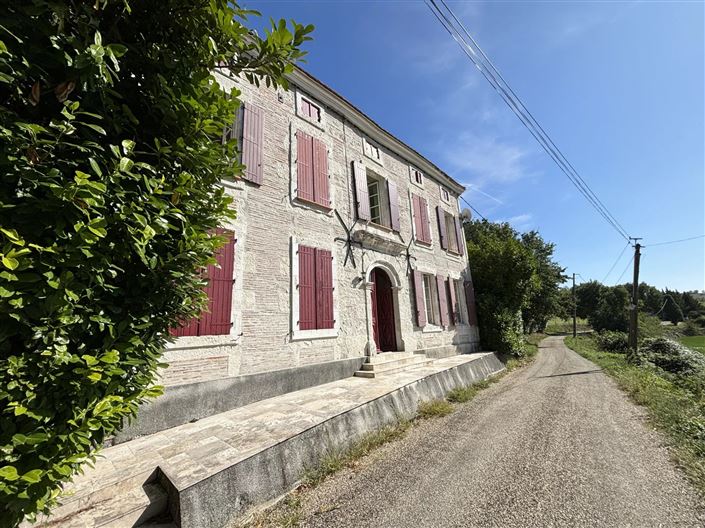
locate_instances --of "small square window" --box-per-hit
[363,138,382,164]
[440,187,450,203]
[296,91,324,127]
[410,166,424,188]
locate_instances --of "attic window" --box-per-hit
[363,137,382,164]
[440,186,450,203]
[410,166,424,188]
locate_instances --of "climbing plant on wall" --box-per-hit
[0,1,312,524]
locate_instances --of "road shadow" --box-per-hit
[533,369,603,379]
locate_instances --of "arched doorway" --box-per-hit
[370,268,397,352]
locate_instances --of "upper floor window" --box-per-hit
[411,193,432,244]
[435,206,463,255]
[363,137,383,164]
[410,166,424,188]
[295,130,330,209]
[353,161,400,232]
[296,91,324,127]
[440,186,450,204]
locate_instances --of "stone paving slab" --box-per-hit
[51,353,501,524]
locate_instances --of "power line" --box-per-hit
[426,0,631,242]
[614,253,635,285]
[644,234,705,247]
[601,241,631,283]
[459,195,487,221]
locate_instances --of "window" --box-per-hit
[240,103,265,184]
[445,212,459,253]
[170,230,235,337]
[367,178,381,224]
[363,137,382,164]
[410,166,424,188]
[423,274,441,326]
[296,130,330,208]
[297,244,334,331]
[412,193,432,244]
[296,92,323,126]
[451,279,468,325]
[440,186,450,203]
[436,206,462,254]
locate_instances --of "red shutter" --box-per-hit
[437,274,449,327]
[436,206,447,250]
[241,103,264,184]
[315,249,334,329]
[199,229,235,336]
[353,161,370,221]
[464,280,479,327]
[387,180,400,232]
[412,270,426,327]
[455,217,465,255]
[312,137,330,207]
[298,245,316,330]
[169,317,199,337]
[296,130,314,203]
[447,278,457,325]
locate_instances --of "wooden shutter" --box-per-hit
[315,249,334,329]
[412,195,423,240]
[419,197,431,243]
[200,229,235,336]
[312,137,330,207]
[464,280,479,326]
[436,275,449,327]
[412,270,427,327]
[296,130,314,203]
[455,217,465,255]
[169,317,199,337]
[241,103,264,184]
[353,161,370,221]
[387,180,400,232]
[436,206,447,250]
[447,278,457,325]
[298,245,316,330]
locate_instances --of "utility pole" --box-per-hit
[572,272,577,338]
[627,239,642,363]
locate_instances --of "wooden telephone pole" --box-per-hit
[627,239,642,363]
[572,273,577,338]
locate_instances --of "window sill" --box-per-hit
[220,178,246,191]
[364,153,384,168]
[295,112,326,132]
[422,324,443,333]
[414,239,433,250]
[291,328,339,341]
[293,196,333,215]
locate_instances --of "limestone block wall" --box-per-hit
[161,69,480,386]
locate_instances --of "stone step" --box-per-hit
[354,354,434,378]
[29,479,168,528]
[365,351,414,365]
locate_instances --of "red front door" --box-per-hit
[371,268,397,352]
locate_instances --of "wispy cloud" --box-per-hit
[499,213,534,232]
[460,182,504,204]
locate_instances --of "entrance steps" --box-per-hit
[354,352,434,378]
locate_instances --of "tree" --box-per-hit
[465,220,536,355]
[588,286,630,332]
[520,231,566,333]
[574,280,606,320]
[0,2,312,524]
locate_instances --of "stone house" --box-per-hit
[149,66,481,424]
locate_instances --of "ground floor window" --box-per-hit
[452,279,468,325]
[297,244,334,331]
[423,273,441,326]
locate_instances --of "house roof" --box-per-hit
[289,66,466,196]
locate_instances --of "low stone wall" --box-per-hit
[113,356,366,444]
[167,352,504,528]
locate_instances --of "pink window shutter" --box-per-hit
[353,161,370,221]
[436,206,447,250]
[315,249,334,329]
[199,229,235,336]
[241,103,264,184]
[436,274,449,327]
[296,131,314,202]
[298,245,316,330]
[387,180,400,232]
[455,217,465,255]
[312,137,330,207]
[412,270,427,327]
[419,197,431,243]
[412,195,422,239]
[464,280,479,327]
[447,278,457,325]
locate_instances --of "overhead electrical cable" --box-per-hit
[426,0,631,242]
[601,241,631,283]
[614,254,635,285]
[644,234,705,247]
[459,195,487,221]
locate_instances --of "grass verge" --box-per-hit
[679,335,705,357]
[565,334,705,497]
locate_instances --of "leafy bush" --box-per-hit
[596,331,629,353]
[0,2,311,524]
[681,320,702,337]
[637,313,666,341]
[587,286,630,332]
[640,338,705,376]
[694,315,705,328]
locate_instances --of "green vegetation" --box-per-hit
[464,220,565,356]
[417,399,454,418]
[565,335,705,496]
[0,2,312,524]
[680,336,705,356]
[545,317,590,335]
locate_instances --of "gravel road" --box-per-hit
[285,336,704,527]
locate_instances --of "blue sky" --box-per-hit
[249,1,704,291]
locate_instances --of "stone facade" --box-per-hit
[161,67,480,386]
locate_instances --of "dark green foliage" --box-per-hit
[587,286,630,332]
[464,220,564,356]
[640,338,705,376]
[0,2,312,524]
[574,280,607,320]
[596,331,629,353]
